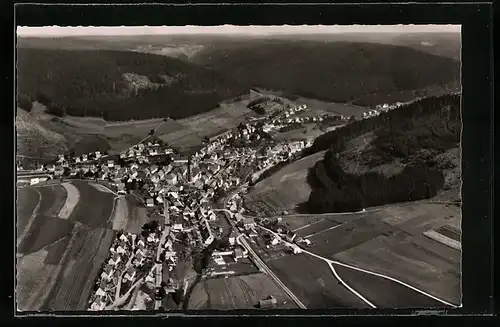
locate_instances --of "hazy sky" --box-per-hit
[17,25,461,37]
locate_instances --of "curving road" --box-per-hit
[213,203,306,309]
[257,224,459,308]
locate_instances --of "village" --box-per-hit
[16,98,395,310]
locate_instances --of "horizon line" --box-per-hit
[17,25,461,37]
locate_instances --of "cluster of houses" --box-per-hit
[250,140,312,182]
[89,230,160,311]
[24,99,365,310]
[362,109,381,118]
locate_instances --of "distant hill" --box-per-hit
[192,41,460,106]
[16,48,248,121]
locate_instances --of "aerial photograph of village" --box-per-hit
[16,24,462,312]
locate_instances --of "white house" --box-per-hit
[30,178,40,185]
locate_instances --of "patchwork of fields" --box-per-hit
[16,181,116,311]
[300,202,462,306]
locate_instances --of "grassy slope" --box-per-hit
[192,41,460,106]
[17,48,248,121]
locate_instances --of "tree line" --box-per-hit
[305,93,461,156]
[306,154,445,213]
[303,93,460,213]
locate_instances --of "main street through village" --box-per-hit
[18,98,459,311]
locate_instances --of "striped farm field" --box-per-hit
[16,181,117,311]
[42,225,115,311]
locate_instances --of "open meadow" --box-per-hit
[291,96,368,118]
[272,124,325,142]
[16,181,117,311]
[187,273,297,310]
[244,150,326,215]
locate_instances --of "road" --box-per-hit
[237,234,307,309]
[256,224,459,308]
[215,190,307,309]
[154,195,170,310]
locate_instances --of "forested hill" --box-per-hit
[304,93,461,213]
[16,48,249,121]
[192,41,460,106]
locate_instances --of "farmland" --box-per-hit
[325,202,461,305]
[37,184,68,217]
[18,215,75,255]
[267,254,370,308]
[16,181,117,311]
[16,187,41,239]
[244,150,326,215]
[58,183,80,219]
[68,181,114,227]
[187,273,297,310]
[277,212,369,233]
[332,264,446,308]
[42,225,115,311]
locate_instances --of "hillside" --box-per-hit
[16,48,249,121]
[305,93,461,213]
[192,41,460,106]
[16,107,68,164]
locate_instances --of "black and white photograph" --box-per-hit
[16,24,462,312]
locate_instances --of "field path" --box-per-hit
[57,183,80,219]
[257,224,459,308]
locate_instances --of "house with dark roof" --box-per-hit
[259,296,278,309]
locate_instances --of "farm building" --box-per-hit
[259,296,278,309]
